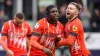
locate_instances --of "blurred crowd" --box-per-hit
[1,0,100,32]
[0,0,12,31]
[38,0,100,32]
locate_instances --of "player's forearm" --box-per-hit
[0,37,9,51]
[31,40,44,50]
[31,36,44,50]
[59,35,75,46]
[27,37,31,52]
[1,42,9,51]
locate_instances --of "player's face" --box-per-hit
[66,4,78,19]
[49,7,59,21]
[15,17,24,26]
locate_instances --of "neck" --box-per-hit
[68,15,77,22]
[13,20,20,27]
[47,18,57,25]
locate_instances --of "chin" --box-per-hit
[66,16,69,18]
[54,18,58,21]
[66,15,72,18]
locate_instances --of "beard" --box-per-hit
[66,14,74,19]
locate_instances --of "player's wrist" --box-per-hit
[39,46,44,50]
[5,49,14,56]
[42,46,45,51]
[42,47,50,52]
[5,49,11,53]
[42,47,48,53]
[5,48,9,52]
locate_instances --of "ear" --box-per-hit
[46,12,49,15]
[75,9,79,15]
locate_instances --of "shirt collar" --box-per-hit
[69,16,78,23]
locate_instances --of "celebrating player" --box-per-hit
[0,13,32,56]
[56,2,91,56]
[29,5,64,56]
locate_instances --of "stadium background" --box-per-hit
[0,0,100,56]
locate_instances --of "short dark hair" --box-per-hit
[15,13,25,19]
[46,5,57,14]
[69,2,82,12]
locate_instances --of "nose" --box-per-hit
[66,8,69,13]
[54,11,58,15]
[66,8,68,12]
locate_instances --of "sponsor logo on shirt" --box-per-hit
[72,25,78,32]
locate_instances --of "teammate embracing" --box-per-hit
[56,2,91,56]
[30,5,64,56]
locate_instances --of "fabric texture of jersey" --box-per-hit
[65,18,91,56]
[1,20,32,56]
[30,18,64,56]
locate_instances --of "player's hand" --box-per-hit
[54,35,62,47]
[42,47,53,56]
[6,49,14,56]
[54,35,62,43]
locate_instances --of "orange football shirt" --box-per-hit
[30,18,64,56]
[64,17,91,56]
[1,20,32,56]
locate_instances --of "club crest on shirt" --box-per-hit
[72,25,78,32]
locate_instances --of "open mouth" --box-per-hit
[67,13,70,15]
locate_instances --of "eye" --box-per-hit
[67,7,69,9]
[70,7,73,10]
[50,10,55,13]
[50,10,58,13]
[67,7,73,10]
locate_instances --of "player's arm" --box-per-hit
[0,22,14,56]
[55,24,65,48]
[58,25,79,46]
[26,23,33,55]
[31,22,53,56]
[31,35,43,50]
[31,32,53,56]
[30,22,44,50]
[1,35,8,51]
[0,22,9,51]
[26,36,31,56]
[27,36,32,51]
[26,34,32,56]
[58,33,76,46]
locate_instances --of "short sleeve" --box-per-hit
[27,23,32,37]
[32,20,43,37]
[1,22,9,36]
[69,24,79,37]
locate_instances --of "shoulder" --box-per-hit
[23,21,30,25]
[70,18,82,28]
[23,21,30,28]
[34,18,46,29]
[70,18,83,32]
[22,21,32,30]
[72,18,82,25]
[35,18,46,26]
[3,20,11,26]
[58,21,64,28]
[37,18,46,24]
[1,20,10,32]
